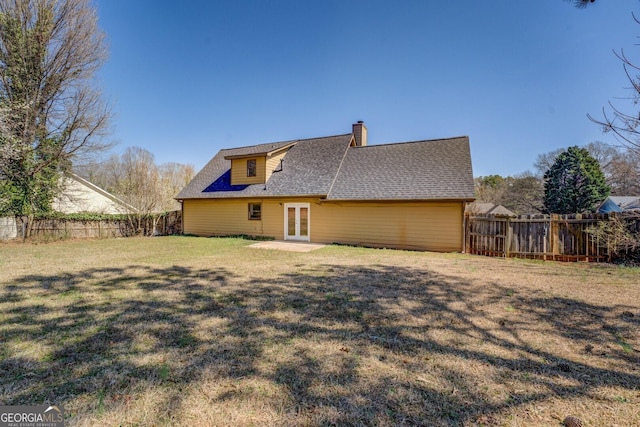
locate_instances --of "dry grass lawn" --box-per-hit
[0,236,639,426]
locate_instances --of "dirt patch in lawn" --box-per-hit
[249,240,327,252]
[0,237,638,426]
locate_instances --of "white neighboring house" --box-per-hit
[0,217,17,240]
[52,173,135,214]
[466,202,517,217]
[608,196,640,211]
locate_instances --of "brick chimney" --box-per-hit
[352,121,367,146]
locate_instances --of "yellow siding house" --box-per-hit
[176,122,475,252]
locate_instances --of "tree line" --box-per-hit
[475,0,640,216]
[474,142,640,215]
[75,147,194,215]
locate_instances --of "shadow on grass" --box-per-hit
[0,263,638,425]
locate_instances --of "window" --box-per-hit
[247,159,257,177]
[248,203,261,220]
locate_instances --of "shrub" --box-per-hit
[586,214,640,264]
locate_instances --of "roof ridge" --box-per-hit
[219,133,352,152]
[294,133,351,142]
[350,135,469,149]
[220,139,297,152]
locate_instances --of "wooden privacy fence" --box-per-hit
[464,213,634,262]
[16,211,182,240]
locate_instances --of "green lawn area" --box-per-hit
[0,236,638,426]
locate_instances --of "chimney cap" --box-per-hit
[357,120,364,124]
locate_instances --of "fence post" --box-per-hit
[505,217,512,258]
[463,213,468,254]
[551,214,560,259]
[543,217,548,261]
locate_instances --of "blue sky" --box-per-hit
[94,0,639,177]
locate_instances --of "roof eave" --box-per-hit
[223,142,297,160]
[321,197,476,203]
[178,193,329,201]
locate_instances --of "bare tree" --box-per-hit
[92,148,194,215]
[583,141,619,168]
[115,147,162,216]
[533,148,565,178]
[73,152,119,193]
[588,13,640,154]
[0,0,110,216]
[121,149,194,235]
[77,147,194,235]
[158,162,195,211]
[608,149,640,195]
[503,172,545,214]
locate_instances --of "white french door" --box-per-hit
[284,203,310,241]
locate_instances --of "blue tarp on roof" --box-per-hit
[202,170,249,192]
[597,198,623,213]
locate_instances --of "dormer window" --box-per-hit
[247,159,257,177]
[224,143,295,186]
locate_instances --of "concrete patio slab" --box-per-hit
[248,240,327,252]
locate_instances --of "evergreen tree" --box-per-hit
[543,146,610,214]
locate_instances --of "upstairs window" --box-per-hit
[247,159,257,177]
[248,203,261,220]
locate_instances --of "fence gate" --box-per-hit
[465,215,509,257]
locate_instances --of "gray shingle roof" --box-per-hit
[327,137,474,200]
[176,140,292,199]
[466,202,516,217]
[265,135,352,196]
[176,135,352,199]
[176,133,474,201]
